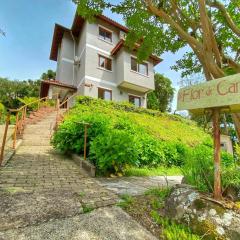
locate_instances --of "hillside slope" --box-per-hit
[52,97,212,175]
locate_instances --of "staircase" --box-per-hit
[22,107,66,147]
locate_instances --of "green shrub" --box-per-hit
[51,113,110,154]
[17,97,39,111]
[136,134,166,167]
[90,129,139,175]
[0,102,5,122]
[182,144,239,193]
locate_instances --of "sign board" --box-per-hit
[177,73,240,114]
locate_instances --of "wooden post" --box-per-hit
[0,113,10,165]
[212,108,222,200]
[13,112,19,149]
[84,124,88,161]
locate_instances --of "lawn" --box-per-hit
[124,166,182,176]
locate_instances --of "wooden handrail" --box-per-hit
[0,113,10,165]
[9,93,59,113]
[59,93,77,109]
[55,93,78,130]
[0,93,59,165]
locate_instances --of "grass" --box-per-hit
[124,166,182,177]
[117,194,134,209]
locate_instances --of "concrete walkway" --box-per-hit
[98,176,183,196]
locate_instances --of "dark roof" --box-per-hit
[111,39,162,66]
[50,24,71,61]
[40,80,77,98]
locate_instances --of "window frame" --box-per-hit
[98,54,112,71]
[98,26,113,43]
[129,94,141,107]
[130,57,149,76]
[98,87,112,101]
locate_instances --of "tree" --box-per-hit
[0,77,40,109]
[73,0,240,199]
[41,70,56,80]
[147,73,174,112]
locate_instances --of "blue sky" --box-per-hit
[0,0,186,110]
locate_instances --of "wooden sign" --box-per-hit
[177,74,240,114]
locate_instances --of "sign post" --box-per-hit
[177,73,240,200]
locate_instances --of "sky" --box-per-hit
[0,0,187,111]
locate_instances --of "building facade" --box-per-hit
[41,13,161,108]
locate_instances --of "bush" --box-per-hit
[0,102,5,122]
[182,144,239,193]
[18,97,39,111]
[51,113,111,154]
[90,129,139,175]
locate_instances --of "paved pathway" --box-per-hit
[98,176,183,196]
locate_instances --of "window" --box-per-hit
[98,88,112,101]
[98,55,112,71]
[131,57,148,76]
[129,95,141,107]
[99,27,112,42]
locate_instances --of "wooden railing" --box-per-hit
[55,93,77,129]
[0,94,58,165]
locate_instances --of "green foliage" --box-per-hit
[151,211,201,240]
[41,69,56,80]
[90,129,139,175]
[117,194,134,209]
[124,166,182,177]
[234,144,240,165]
[182,143,238,193]
[0,77,40,109]
[52,97,211,175]
[147,73,175,112]
[52,112,110,153]
[17,97,39,111]
[146,187,201,239]
[0,102,4,114]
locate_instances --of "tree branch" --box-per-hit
[207,0,240,37]
[144,0,203,51]
[198,0,224,77]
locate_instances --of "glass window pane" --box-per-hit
[131,58,137,72]
[129,95,140,107]
[106,58,112,71]
[99,27,105,39]
[105,31,112,42]
[134,97,141,107]
[104,90,111,100]
[139,63,148,75]
[99,56,105,68]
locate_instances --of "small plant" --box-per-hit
[151,211,201,240]
[82,204,94,213]
[117,194,134,209]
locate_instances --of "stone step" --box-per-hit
[23,129,52,134]
[21,139,51,146]
[22,134,51,140]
